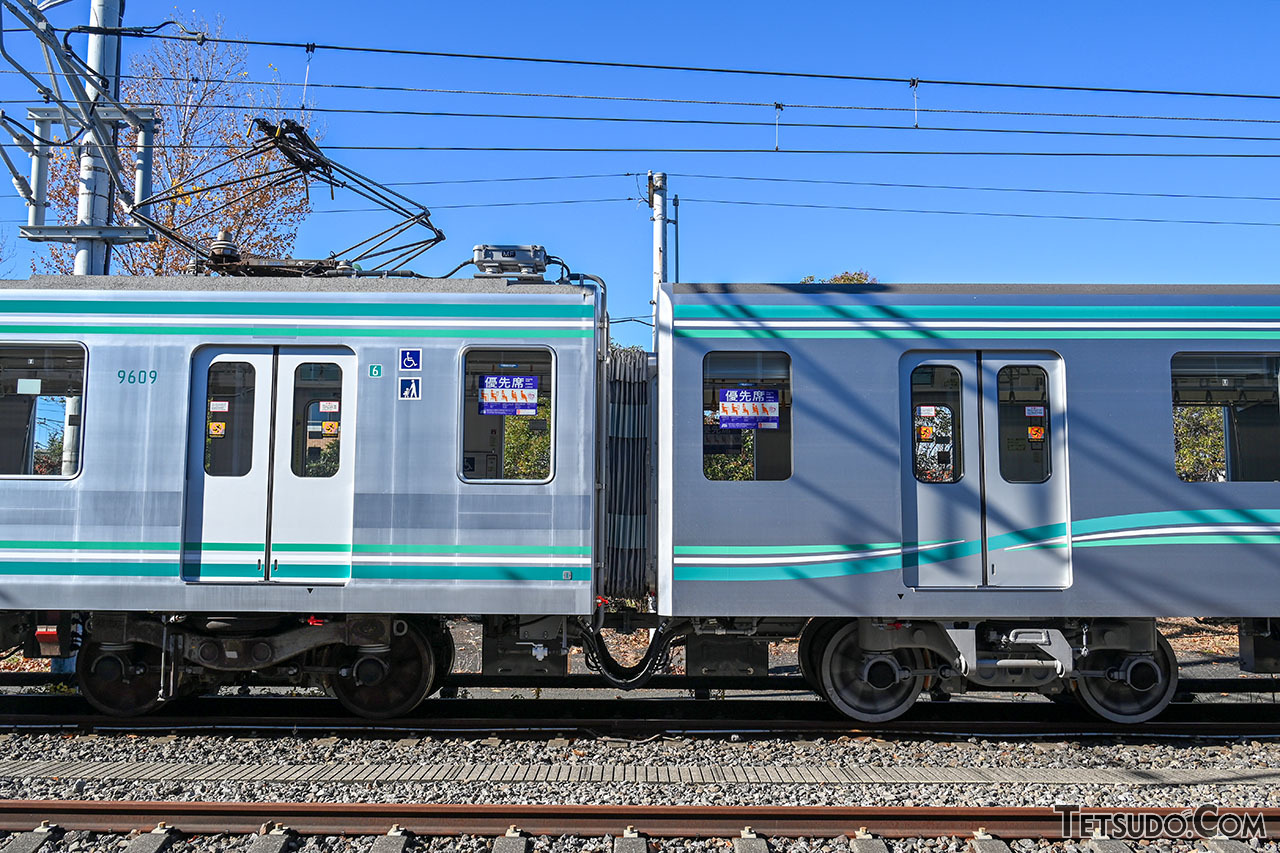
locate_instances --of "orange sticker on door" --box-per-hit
[322,421,340,436]
[1027,425,1045,442]
[208,421,226,437]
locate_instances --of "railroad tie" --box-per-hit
[849,827,888,853]
[0,822,59,853]
[1086,838,1134,853]
[367,825,411,853]
[614,825,649,853]
[492,825,529,853]
[733,826,770,853]
[246,823,298,853]
[123,823,177,853]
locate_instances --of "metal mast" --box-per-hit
[648,171,667,349]
[72,0,122,275]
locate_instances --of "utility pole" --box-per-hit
[648,171,667,349]
[73,0,123,276]
[671,194,679,284]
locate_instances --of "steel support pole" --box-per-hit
[133,118,153,217]
[671,194,679,284]
[72,0,122,276]
[27,118,50,228]
[649,171,667,350]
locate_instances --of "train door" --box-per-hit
[902,351,1070,589]
[184,346,358,583]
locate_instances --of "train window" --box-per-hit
[291,363,343,478]
[204,362,255,477]
[996,365,1051,484]
[703,351,792,481]
[910,365,962,483]
[461,348,553,482]
[0,344,85,477]
[1171,353,1280,482]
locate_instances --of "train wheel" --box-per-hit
[819,622,925,723]
[798,618,844,698]
[1072,633,1178,724]
[77,640,165,716]
[327,619,435,719]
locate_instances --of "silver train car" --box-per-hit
[3,274,1280,723]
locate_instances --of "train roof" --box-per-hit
[674,282,1280,297]
[5,275,594,297]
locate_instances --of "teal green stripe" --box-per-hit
[272,543,352,553]
[675,328,1280,340]
[269,563,352,579]
[352,544,590,555]
[675,304,1280,321]
[183,542,265,552]
[988,522,1068,550]
[1077,534,1280,548]
[353,565,589,581]
[0,324,590,339]
[184,563,262,578]
[676,555,902,582]
[0,540,178,551]
[674,542,900,556]
[1073,509,1280,535]
[0,561,174,576]
[0,300,593,319]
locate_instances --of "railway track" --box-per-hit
[1,694,1279,737]
[0,801,1275,841]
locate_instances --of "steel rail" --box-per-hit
[0,801,1277,838]
[1,696,1279,738]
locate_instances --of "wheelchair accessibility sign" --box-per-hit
[399,377,421,400]
[398,348,422,372]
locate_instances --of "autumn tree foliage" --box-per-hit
[40,18,312,275]
[799,270,877,284]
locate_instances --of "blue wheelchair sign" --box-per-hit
[398,348,422,372]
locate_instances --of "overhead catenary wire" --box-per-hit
[81,25,1280,103]
[680,197,1280,228]
[6,71,1280,127]
[12,97,1280,146]
[666,173,1280,204]
[11,141,1280,157]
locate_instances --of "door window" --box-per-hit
[910,365,963,483]
[996,365,1051,484]
[204,362,255,477]
[291,362,342,478]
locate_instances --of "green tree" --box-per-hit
[307,439,342,478]
[501,399,552,479]
[799,270,878,284]
[32,431,63,476]
[1173,405,1226,482]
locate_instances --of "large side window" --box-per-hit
[205,362,255,477]
[291,362,343,478]
[911,365,962,483]
[996,365,1051,484]
[1172,353,1280,482]
[703,351,791,481]
[0,344,85,477]
[462,348,553,482]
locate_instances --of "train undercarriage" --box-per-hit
[1,610,1265,724]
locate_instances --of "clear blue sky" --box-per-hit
[3,0,1279,347]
